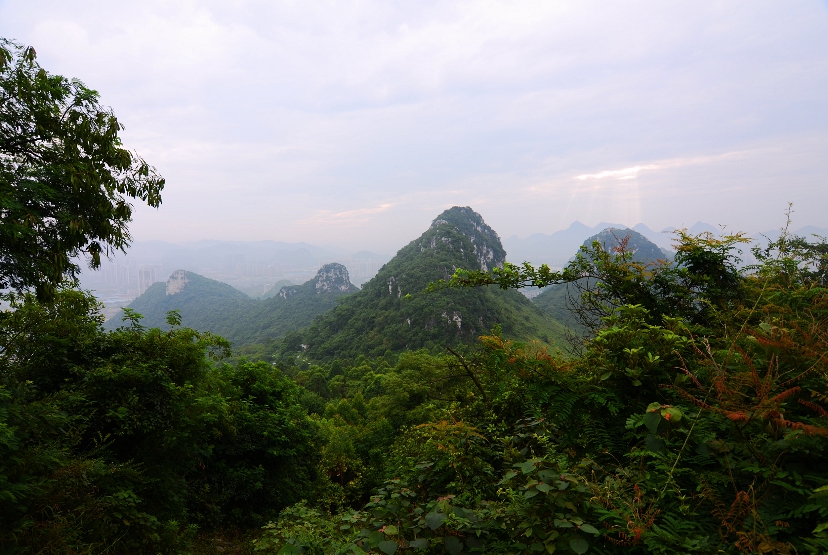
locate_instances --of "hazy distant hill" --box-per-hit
[106,264,358,346]
[258,279,296,299]
[238,264,359,345]
[105,271,255,335]
[280,207,569,361]
[532,227,668,339]
[502,220,734,267]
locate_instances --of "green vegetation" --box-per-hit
[112,272,254,333]
[275,207,568,361]
[0,40,164,299]
[259,280,296,299]
[253,225,828,555]
[2,38,828,555]
[533,228,673,347]
[109,264,358,348]
[0,291,319,553]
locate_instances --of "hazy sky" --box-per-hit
[2,1,827,253]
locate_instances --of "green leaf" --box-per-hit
[538,470,557,481]
[369,531,384,547]
[570,538,589,554]
[520,460,536,474]
[277,546,300,555]
[384,525,398,536]
[554,519,573,528]
[536,482,551,493]
[579,524,600,535]
[643,410,661,434]
[599,372,612,381]
[409,538,429,549]
[378,540,399,554]
[646,434,666,452]
[425,512,446,530]
[661,407,682,423]
[445,536,463,555]
[503,470,519,481]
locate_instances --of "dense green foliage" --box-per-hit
[533,228,672,347]
[277,207,568,361]
[0,291,318,553]
[3,217,827,554]
[254,228,828,555]
[0,40,164,299]
[3,37,827,554]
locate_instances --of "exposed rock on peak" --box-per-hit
[279,263,355,299]
[429,206,506,271]
[166,270,189,295]
[315,263,353,293]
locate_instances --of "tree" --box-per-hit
[0,39,164,298]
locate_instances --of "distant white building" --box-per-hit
[137,268,156,296]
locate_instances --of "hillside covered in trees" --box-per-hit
[274,207,568,361]
[108,263,359,346]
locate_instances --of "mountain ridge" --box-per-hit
[106,264,359,346]
[279,207,568,361]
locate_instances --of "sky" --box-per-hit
[2,0,827,254]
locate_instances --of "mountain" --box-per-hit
[105,270,255,334]
[106,264,358,346]
[502,221,625,267]
[532,227,668,338]
[586,227,669,264]
[631,223,674,250]
[280,207,569,361]
[503,221,730,268]
[259,279,296,299]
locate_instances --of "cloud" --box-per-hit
[299,203,396,227]
[576,165,659,181]
[1,0,826,251]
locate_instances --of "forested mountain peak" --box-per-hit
[584,227,668,264]
[280,207,566,359]
[429,206,506,271]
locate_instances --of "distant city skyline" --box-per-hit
[2,1,826,253]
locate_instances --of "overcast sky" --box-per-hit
[2,1,827,253]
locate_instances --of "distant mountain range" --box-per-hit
[503,221,827,268]
[102,216,827,359]
[106,263,359,346]
[79,239,391,299]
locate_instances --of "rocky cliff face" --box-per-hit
[314,263,353,293]
[166,270,189,295]
[429,206,506,271]
[279,263,354,299]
